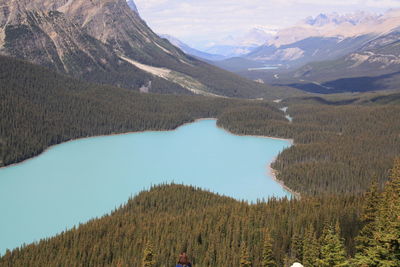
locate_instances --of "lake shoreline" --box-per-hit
[269,166,301,200]
[0,118,214,170]
[1,118,299,199]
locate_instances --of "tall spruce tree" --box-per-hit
[142,242,156,267]
[262,229,276,267]
[353,180,381,266]
[302,224,319,267]
[359,159,400,266]
[290,232,303,263]
[317,222,348,267]
[240,242,252,267]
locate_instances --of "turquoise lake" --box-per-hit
[0,119,292,254]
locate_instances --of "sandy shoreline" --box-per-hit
[1,117,300,199]
[268,165,301,200]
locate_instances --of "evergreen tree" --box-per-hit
[240,242,252,267]
[360,159,400,266]
[142,242,156,267]
[353,180,380,266]
[290,232,303,263]
[262,229,276,267]
[317,222,348,267]
[302,224,319,267]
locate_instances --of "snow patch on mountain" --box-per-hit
[126,0,138,14]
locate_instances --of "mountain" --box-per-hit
[204,27,275,58]
[303,12,379,28]
[242,11,400,69]
[284,29,400,93]
[159,34,226,61]
[126,0,138,13]
[0,0,286,99]
[246,35,373,69]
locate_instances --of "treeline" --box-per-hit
[0,55,282,167]
[1,159,399,266]
[0,186,364,266]
[218,103,400,195]
[3,54,400,197]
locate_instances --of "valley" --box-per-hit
[0,119,291,254]
[0,0,399,266]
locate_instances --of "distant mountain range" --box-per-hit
[208,10,400,94]
[244,11,396,68]
[159,34,226,61]
[204,28,275,57]
[0,0,290,99]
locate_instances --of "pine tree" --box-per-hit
[142,242,156,267]
[360,159,400,266]
[240,242,252,267]
[353,180,380,266]
[302,224,319,267]
[262,229,276,267]
[317,222,348,267]
[290,232,303,263]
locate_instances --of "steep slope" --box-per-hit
[244,11,400,69]
[0,0,291,99]
[126,0,138,13]
[0,55,289,166]
[0,0,190,95]
[247,35,373,68]
[160,34,226,61]
[283,30,400,93]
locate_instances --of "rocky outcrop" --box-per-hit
[0,0,274,98]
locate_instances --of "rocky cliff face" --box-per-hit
[0,0,275,98]
[0,0,136,78]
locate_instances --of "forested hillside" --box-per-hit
[2,55,399,197]
[0,185,363,266]
[0,56,285,167]
[1,53,399,266]
[1,159,399,266]
[218,101,400,195]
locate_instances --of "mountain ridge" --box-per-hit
[0,0,293,99]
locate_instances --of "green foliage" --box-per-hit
[355,159,400,266]
[219,103,400,195]
[0,185,363,266]
[2,55,399,198]
[289,232,303,263]
[302,224,319,267]
[0,55,282,167]
[240,242,252,267]
[317,222,349,267]
[142,242,156,267]
[354,180,380,262]
[261,230,276,267]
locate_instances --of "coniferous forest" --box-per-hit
[0,55,400,266]
[1,161,399,266]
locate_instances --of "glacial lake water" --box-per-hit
[0,119,292,254]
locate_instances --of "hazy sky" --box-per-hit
[134,0,400,48]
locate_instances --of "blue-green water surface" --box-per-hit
[0,119,291,254]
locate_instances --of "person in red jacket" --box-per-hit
[176,252,192,267]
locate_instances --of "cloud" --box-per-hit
[134,0,399,47]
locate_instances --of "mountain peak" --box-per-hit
[303,11,380,27]
[126,0,138,14]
